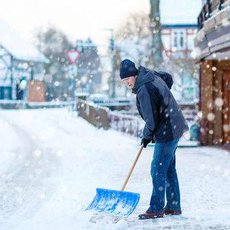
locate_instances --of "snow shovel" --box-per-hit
[85,145,144,217]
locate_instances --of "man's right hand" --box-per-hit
[141,138,151,148]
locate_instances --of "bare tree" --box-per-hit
[116,12,150,40]
[115,12,152,66]
[35,24,73,61]
[149,0,163,67]
[34,25,74,101]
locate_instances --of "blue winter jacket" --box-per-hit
[132,66,189,143]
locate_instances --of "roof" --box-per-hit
[162,24,198,29]
[0,20,48,63]
[160,0,202,25]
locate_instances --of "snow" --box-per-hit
[160,0,202,25]
[0,20,48,63]
[0,108,229,230]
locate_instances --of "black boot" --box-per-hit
[164,208,182,215]
[138,210,164,220]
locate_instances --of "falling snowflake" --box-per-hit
[158,186,164,191]
[223,124,230,132]
[215,98,224,107]
[209,130,214,135]
[207,113,215,121]
[33,149,42,158]
[54,81,60,87]
[39,193,46,199]
[212,66,217,72]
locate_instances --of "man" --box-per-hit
[119,59,189,220]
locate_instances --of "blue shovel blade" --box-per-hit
[85,188,140,217]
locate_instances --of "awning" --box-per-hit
[205,49,230,61]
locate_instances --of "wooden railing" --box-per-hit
[76,99,144,136]
[109,111,144,137]
[198,0,229,30]
[76,100,198,140]
[77,100,110,129]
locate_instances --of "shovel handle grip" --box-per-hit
[121,145,144,191]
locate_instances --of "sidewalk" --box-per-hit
[126,145,230,230]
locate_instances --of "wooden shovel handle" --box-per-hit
[121,145,144,191]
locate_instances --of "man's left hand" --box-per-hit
[141,138,152,148]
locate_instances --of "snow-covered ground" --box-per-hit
[0,108,229,230]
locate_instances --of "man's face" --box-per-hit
[122,76,136,89]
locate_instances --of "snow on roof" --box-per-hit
[0,20,48,63]
[160,0,202,25]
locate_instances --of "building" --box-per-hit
[161,0,201,59]
[194,0,230,145]
[160,0,202,103]
[117,0,202,103]
[0,20,48,101]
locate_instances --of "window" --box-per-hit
[0,87,12,99]
[172,30,185,50]
[180,32,184,48]
[173,32,178,48]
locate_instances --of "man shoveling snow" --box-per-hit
[119,59,189,220]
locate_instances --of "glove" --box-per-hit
[141,138,151,148]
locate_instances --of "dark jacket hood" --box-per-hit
[132,66,155,94]
[132,66,173,94]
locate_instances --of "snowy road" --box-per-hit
[0,108,229,230]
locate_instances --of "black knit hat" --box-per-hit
[120,59,138,79]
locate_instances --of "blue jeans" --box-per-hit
[148,138,181,212]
